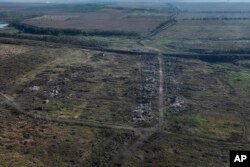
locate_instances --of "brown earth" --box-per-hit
[23,10,162,33]
[0,44,30,60]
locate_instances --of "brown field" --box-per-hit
[106,2,171,9]
[0,44,30,60]
[23,10,163,33]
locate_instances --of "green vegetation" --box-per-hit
[124,133,250,167]
[10,22,139,37]
[227,69,250,94]
[0,47,58,90]
[1,2,250,167]
[0,12,41,22]
[0,32,109,48]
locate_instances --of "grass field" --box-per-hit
[144,16,250,53]
[162,58,248,141]
[124,133,250,167]
[0,106,137,167]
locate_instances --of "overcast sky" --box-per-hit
[1,0,250,3]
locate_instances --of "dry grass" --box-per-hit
[23,10,162,33]
[0,44,30,60]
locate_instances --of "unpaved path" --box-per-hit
[112,128,155,166]
[158,56,164,130]
[111,55,165,166]
[0,93,136,131]
[137,5,179,46]
[1,92,244,146]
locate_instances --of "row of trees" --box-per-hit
[183,11,250,13]
[183,17,250,21]
[0,32,109,48]
[10,22,139,37]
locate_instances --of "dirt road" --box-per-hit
[111,55,165,166]
[0,93,136,131]
[158,56,164,130]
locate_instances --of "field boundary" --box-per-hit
[1,36,250,63]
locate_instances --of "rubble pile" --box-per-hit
[43,66,95,99]
[28,86,40,92]
[133,56,158,124]
[165,57,185,112]
[20,65,96,110]
[133,103,152,123]
[48,87,60,98]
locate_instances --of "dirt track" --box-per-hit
[1,36,250,63]
[0,93,136,131]
[137,4,179,46]
[111,55,165,166]
[158,56,164,130]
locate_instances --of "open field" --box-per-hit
[174,2,250,12]
[158,20,250,40]
[0,3,174,35]
[1,2,250,167]
[0,44,159,127]
[23,10,167,34]
[144,5,250,53]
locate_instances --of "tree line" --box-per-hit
[10,22,139,37]
[0,32,109,48]
[183,17,250,21]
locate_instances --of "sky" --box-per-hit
[1,0,250,2]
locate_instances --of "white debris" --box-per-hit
[29,86,40,92]
[170,96,185,108]
[133,103,152,123]
[44,99,49,104]
[48,88,59,98]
